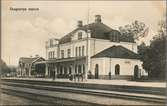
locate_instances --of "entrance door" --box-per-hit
[134,65,140,80]
[115,64,120,75]
[95,64,99,79]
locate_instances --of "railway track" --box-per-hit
[1,78,165,95]
[0,79,166,105]
[2,89,98,106]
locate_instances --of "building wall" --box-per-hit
[91,57,147,76]
[46,38,88,59]
[46,30,138,60]
[59,40,87,58]
[47,46,58,59]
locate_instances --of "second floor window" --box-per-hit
[67,49,71,58]
[50,39,53,47]
[79,47,81,56]
[82,46,85,56]
[75,47,78,56]
[78,32,82,40]
[48,51,55,59]
[61,50,64,58]
[52,51,55,58]
[48,52,51,59]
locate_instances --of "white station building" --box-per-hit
[36,15,147,80]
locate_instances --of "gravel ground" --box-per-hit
[0,93,48,105]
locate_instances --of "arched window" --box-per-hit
[134,65,139,79]
[115,64,120,75]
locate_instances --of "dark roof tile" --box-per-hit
[91,45,140,59]
[59,22,134,44]
[19,57,45,64]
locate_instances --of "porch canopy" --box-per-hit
[34,56,86,78]
[41,56,86,64]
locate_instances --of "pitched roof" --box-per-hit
[91,45,140,59]
[19,57,45,64]
[59,22,134,44]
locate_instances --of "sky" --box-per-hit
[1,0,166,66]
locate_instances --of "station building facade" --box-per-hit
[37,15,147,79]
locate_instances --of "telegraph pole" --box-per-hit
[85,1,90,80]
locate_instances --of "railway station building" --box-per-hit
[35,15,148,80]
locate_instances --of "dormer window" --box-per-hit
[78,32,82,40]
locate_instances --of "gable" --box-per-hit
[32,57,45,64]
[71,30,88,41]
[91,45,140,59]
[19,57,45,64]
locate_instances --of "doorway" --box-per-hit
[95,64,99,79]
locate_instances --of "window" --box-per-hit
[49,51,55,59]
[82,46,85,56]
[79,47,81,56]
[48,52,50,59]
[48,52,51,59]
[52,51,55,58]
[67,49,71,58]
[51,52,52,58]
[78,32,82,40]
[115,64,120,75]
[61,50,64,58]
[50,39,53,47]
[75,47,78,56]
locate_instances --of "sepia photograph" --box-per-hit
[0,0,166,105]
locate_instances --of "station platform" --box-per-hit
[2,77,166,88]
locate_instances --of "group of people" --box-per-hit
[69,73,84,82]
[52,71,84,82]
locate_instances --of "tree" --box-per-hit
[119,20,146,40]
[138,18,166,79]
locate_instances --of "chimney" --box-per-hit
[95,15,101,23]
[77,20,83,27]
